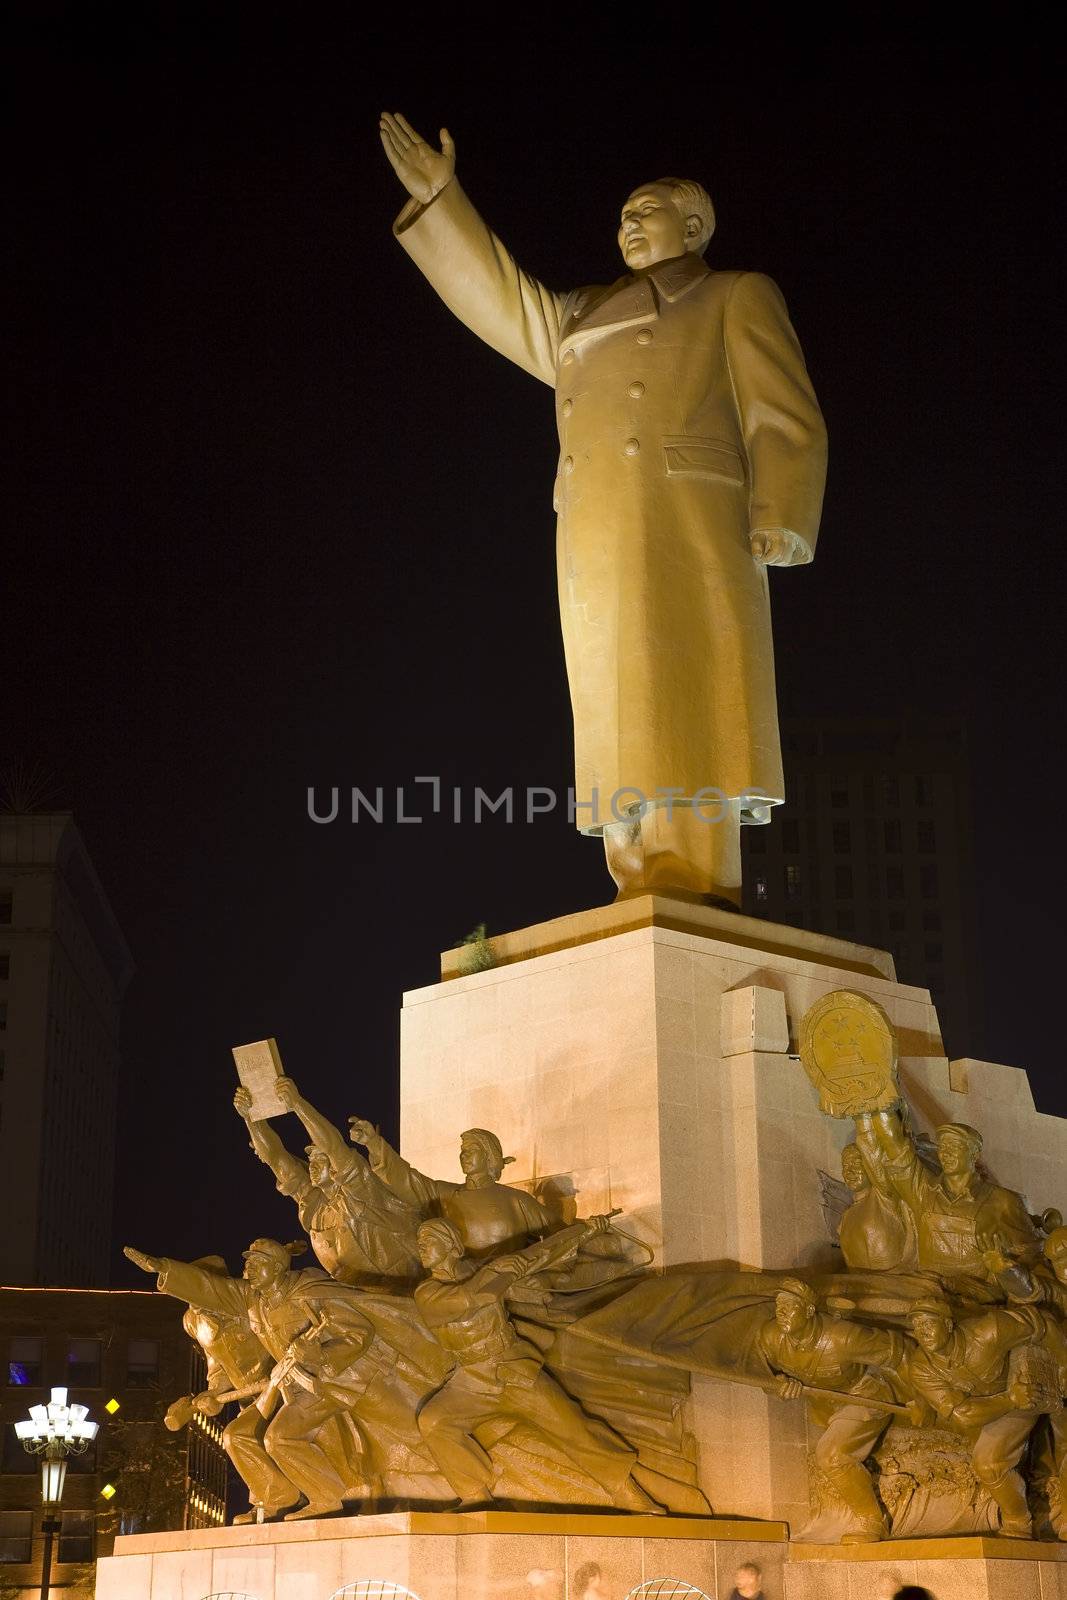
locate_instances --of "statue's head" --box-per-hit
[459,1126,510,1181]
[936,1121,982,1178]
[840,1142,868,1193]
[306,1145,331,1188]
[908,1296,954,1350]
[417,1217,465,1271]
[618,178,715,270]
[1044,1225,1067,1282]
[774,1277,817,1334]
[241,1237,303,1287]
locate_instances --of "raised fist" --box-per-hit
[274,1076,300,1109]
[348,1117,381,1150]
[234,1087,254,1118]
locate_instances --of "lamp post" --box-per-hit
[13,1387,99,1600]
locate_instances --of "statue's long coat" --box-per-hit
[395,183,827,827]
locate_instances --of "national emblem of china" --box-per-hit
[799,989,900,1118]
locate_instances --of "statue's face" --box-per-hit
[459,1139,489,1177]
[910,1312,952,1351]
[618,184,690,269]
[417,1230,457,1270]
[841,1146,866,1191]
[937,1132,975,1176]
[1049,1251,1067,1284]
[242,1252,279,1288]
[307,1148,330,1186]
[775,1294,813,1335]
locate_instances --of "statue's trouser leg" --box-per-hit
[262,1393,351,1508]
[812,1405,888,1534]
[1050,1411,1067,1536]
[223,1403,301,1514]
[418,1362,636,1501]
[972,1411,1039,1534]
[603,799,742,903]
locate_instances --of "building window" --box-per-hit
[882,776,900,808]
[922,909,942,931]
[0,893,11,925]
[830,777,848,808]
[8,1336,43,1387]
[58,1510,94,1564]
[835,864,853,899]
[0,1000,6,1028]
[915,774,933,805]
[832,821,851,854]
[747,826,766,854]
[862,776,875,812]
[925,942,944,964]
[920,863,939,899]
[0,1510,33,1563]
[67,1338,101,1388]
[127,1339,159,1387]
[917,819,937,853]
[886,865,905,899]
[782,818,800,854]
[0,952,9,980]
[888,908,906,930]
[1,1429,33,1474]
[784,864,802,900]
[754,871,768,902]
[883,819,902,853]
[836,908,855,932]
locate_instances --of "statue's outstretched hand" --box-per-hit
[124,1246,162,1275]
[379,112,455,205]
[348,1116,382,1152]
[234,1087,254,1119]
[274,1076,300,1110]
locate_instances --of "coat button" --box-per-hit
[561,349,576,365]
[624,438,640,456]
[628,381,645,398]
[563,455,574,473]
[635,328,653,344]
[561,398,573,417]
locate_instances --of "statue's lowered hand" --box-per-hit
[379,112,455,205]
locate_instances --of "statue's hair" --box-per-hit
[656,177,716,254]
[936,1121,983,1156]
[418,1217,464,1255]
[461,1126,514,1179]
[776,1276,817,1309]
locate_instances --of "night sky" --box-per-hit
[7,15,1065,1281]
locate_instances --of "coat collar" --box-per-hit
[560,253,711,351]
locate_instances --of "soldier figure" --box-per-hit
[904,1295,1049,1538]
[413,1216,660,1512]
[855,1108,1042,1289]
[235,1079,422,1283]
[758,1278,904,1542]
[351,1119,550,1259]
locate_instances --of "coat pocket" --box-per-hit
[663,436,745,484]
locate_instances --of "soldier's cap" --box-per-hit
[460,1127,515,1170]
[417,1218,464,1255]
[242,1238,307,1266]
[190,1255,228,1275]
[775,1277,817,1308]
[1044,1226,1067,1261]
[908,1296,953,1320]
[935,1121,983,1154]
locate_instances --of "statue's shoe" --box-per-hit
[840,1525,885,1545]
[283,1501,344,1521]
[614,1479,667,1515]
[999,1519,1033,1540]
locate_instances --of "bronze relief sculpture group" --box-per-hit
[127,992,1067,1544]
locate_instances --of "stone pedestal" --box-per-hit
[785,1536,1067,1599]
[399,897,1067,1527]
[95,1509,787,1599]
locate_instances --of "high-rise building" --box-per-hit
[0,1286,228,1592]
[0,813,133,1285]
[742,715,977,1055]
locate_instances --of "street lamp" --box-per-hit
[13,1387,99,1600]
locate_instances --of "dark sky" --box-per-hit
[6,14,1065,1280]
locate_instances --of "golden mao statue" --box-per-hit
[380,113,827,906]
